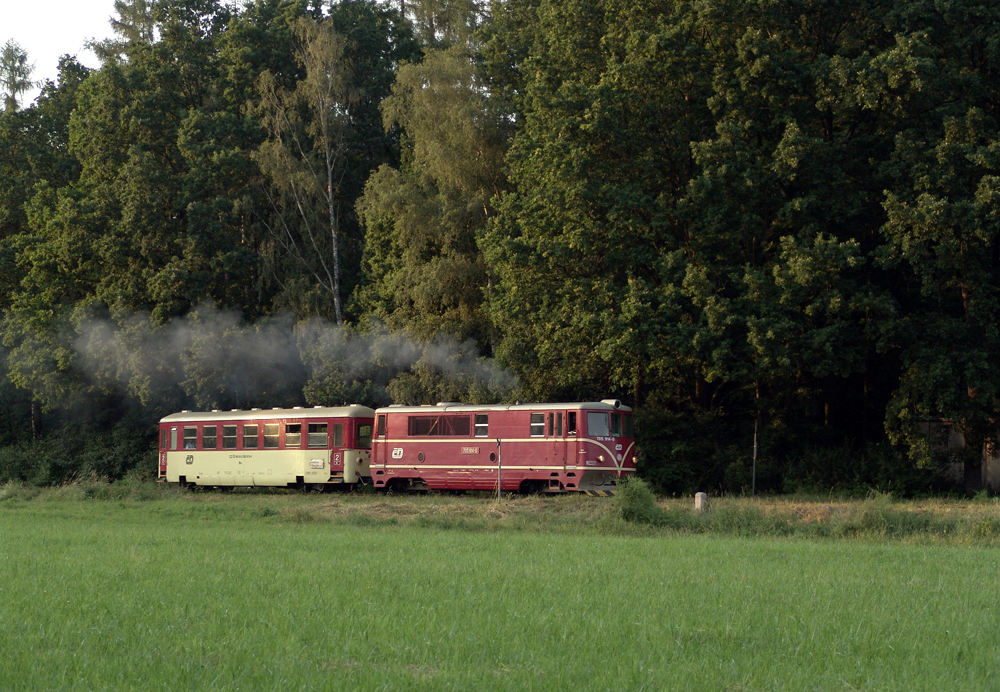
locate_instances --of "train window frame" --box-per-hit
[183,426,198,449]
[377,415,386,437]
[587,412,611,437]
[243,424,259,449]
[567,412,577,435]
[161,428,168,450]
[548,413,554,437]
[474,414,488,438]
[332,423,343,447]
[170,427,178,450]
[308,422,328,448]
[408,415,471,436]
[557,412,563,436]
[203,425,218,450]
[623,414,633,437]
[611,413,622,437]
[263,423,279,448]
[530,413,544,437]
[357,422,372,449]
[285,423,301,447]
[223,425,238,449]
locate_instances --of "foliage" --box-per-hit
[3,0,1000,492]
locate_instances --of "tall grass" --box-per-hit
[1,502,998,690]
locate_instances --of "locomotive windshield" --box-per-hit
[587,412,611,437]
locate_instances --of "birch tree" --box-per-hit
[255,16,358,325]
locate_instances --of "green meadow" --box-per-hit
[1,488,998,690]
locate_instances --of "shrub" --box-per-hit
[615,476,667,525]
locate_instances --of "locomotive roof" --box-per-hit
[160,405,375,423]
[376,400,633,414]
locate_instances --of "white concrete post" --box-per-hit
[694,492,708,512]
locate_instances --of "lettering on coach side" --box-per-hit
[460,447,480,455]
[229,454,254,459]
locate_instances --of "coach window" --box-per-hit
[332,423,343,447]
[203,425,218,450]
[308,423,328,447]
[244,424,259,449]
[548,413,554,437]
[223,425,237,449]
[567,412,577,435]
[170,426,178,450]
[357,422,372,449]
[530,413,544,437]
[557,412,563,436]
[474,414,488,437]
[587,412,610,438]
[183,426,198,449]
[611,413,622,437]
[285,423,301,447]
[161,428,168,450]
[377,415,386,437]
[623,414,633,437]
[264,423,279,448]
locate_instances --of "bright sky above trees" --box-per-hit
[4,0,116,102]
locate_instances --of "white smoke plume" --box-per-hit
[72,304,519,410]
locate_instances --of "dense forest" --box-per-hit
[1,0,999,494]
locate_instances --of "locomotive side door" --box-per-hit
[373,413,388,487]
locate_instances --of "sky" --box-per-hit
[3,0,118,104]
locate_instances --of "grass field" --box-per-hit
[1,486,999,690]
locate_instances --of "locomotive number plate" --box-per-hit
[461,447,480,455]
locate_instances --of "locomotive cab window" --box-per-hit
[611,413,622,437]
[285,424,301,447]
[308,423,328,447]
[183,426,197,449]
[223,425,237,449]
[357,423,372,449]
[530,413,544,437]
[548,413,554,436]
[264,423,279,448]
[377,415,386,437]
[587,412,610,437]
[243,424,259,449]
[557,412,563,436]
[474,414,488,438]
[203,425,218,450]
[332,423,343,447]
[623,414,633,437]
[567,412,577,435]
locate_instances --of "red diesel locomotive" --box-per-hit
[370,400,636,494]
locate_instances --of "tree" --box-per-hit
[256,16,360,325]
[0,40,34,111]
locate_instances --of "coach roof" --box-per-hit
[160,405,375,424]
[377,401,632,414]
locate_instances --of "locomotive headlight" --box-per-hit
[632,455,637,464]
[598,455,605,462]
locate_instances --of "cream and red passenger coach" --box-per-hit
[370,400,636,493]
[158,405,375,489]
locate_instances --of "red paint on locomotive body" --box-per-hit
[370,400,636,493]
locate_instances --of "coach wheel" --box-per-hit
[308,483,325,493]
